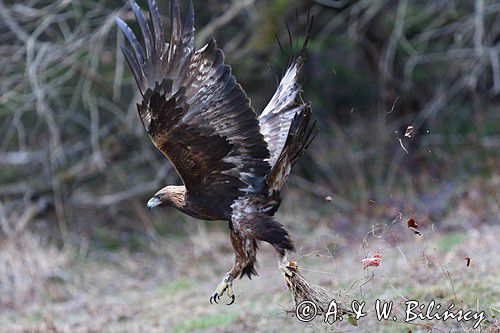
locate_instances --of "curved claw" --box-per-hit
[210,275,235,305]
[226,295,235,305]
[209,293,219,304]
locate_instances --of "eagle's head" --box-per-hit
[147,185,186,210]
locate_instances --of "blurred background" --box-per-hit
[0,0,498,331]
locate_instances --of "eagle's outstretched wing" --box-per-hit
[259,37,317,194]
[117,0,270,210]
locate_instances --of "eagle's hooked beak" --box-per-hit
[147,196,161,210]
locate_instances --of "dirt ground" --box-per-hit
[1,204,499,332]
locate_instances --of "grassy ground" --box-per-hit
[1,197,499,332]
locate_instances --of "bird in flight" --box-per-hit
[116,0,316,305]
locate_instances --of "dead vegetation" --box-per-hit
[0,203,498,332]
[0,200,65,308]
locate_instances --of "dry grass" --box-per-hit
[0,195,498,333]
[0,232,64,308]
[0,199,66,311]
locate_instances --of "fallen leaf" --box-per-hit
[407,218,421,235]
[407,218,418,228]
[404,125,414,138]
[362,251,382,269]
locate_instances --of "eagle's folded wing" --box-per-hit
[117,0,270,206]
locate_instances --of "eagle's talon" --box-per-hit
[210,275,234,305]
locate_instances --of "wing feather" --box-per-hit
[259,20,317,194]
[148,0,165,56]
[266,106,317,194]
[130,1,153,58]
[259,56,307,167]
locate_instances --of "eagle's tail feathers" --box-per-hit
[235,212,295,253]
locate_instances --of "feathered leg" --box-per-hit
[216,200,294,304]
[209,223,257,305]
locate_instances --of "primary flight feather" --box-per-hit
[116,0,316,305]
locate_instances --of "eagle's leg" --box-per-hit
[210,273,235,305]
[209,224,257,305]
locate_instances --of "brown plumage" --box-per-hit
[117,0,316,304]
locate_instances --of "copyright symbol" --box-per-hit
[296,300,318,322]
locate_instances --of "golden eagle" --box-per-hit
[116,0,315,305]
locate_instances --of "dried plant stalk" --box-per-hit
[281,259,354,318]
